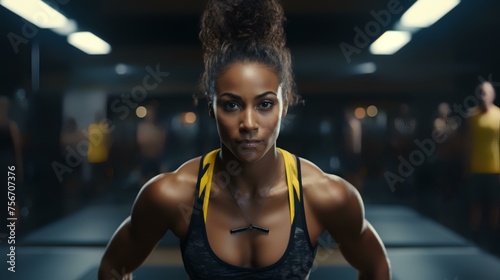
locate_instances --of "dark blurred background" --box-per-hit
[1,0,500,266]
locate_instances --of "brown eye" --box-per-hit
[223,101,240,111]
[258,101,274,110]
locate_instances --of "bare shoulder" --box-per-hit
[298,157,364,234]
[141,157,200,199]
[299,157,362,212]
[132,157,201,226]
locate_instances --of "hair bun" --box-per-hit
[200,0,286,54]
[197,0,301,107]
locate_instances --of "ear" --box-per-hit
[208,101,215,119]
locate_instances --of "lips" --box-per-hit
[236,139,262,148]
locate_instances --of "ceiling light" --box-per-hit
[354,62,377,74]
[370,31,411,55]
[400,0,460,28]
[67,32,111,55]
[51,19,77,35]
[1,0,68,28]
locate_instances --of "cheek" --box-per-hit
[266,112,282,133]
[215,114,237,134]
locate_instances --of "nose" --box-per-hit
[240,107,258,131]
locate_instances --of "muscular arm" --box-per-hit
[98,174,174,280]
[339,221,391,280]
[315,176,391,280]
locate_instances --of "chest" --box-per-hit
[471,113,500,140]
[180,186,318,280]
[204,188,293,268]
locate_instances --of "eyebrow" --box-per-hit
[219,91,277,100]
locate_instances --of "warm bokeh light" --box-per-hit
[136,106,147,118]
[182,112,197,124]
[367,105,378,117]
[354,107,366,119]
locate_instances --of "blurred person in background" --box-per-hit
[342,107,364,193]
[60,116,86,212]
[390,103,417,160]
[1,95,23,180]
[389,103,418,198]
[430,102,462,225]
[0,95,23,225]
[465,81,500,248]
[87,111,113,197]
[99,1,390,279]
[136,102,167,185]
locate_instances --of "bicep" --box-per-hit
[321,178,389,275]
[337,221,389,274]
[129,179,171,252]
[102,178,172,272]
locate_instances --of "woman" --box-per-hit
[99,1,391,279]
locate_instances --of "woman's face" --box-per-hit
[212,62,287,162]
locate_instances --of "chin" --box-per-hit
[235,147,260,162]
[232,144,269,163]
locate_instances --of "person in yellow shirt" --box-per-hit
[466,81,500,240]
[137,103,167,185]
[87,112,112,196]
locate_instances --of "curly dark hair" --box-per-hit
[196,0,301,106]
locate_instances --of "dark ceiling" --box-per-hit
[1,0,500,99]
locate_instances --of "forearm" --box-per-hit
[98,240,140,280]
[98,219,150,280]
[340,222,391,280]
[98,258,134,280]
[358,226,391,280]
[358,257,391,280]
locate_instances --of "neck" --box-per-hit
[217,145,281,197]
[479,103,494,112]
